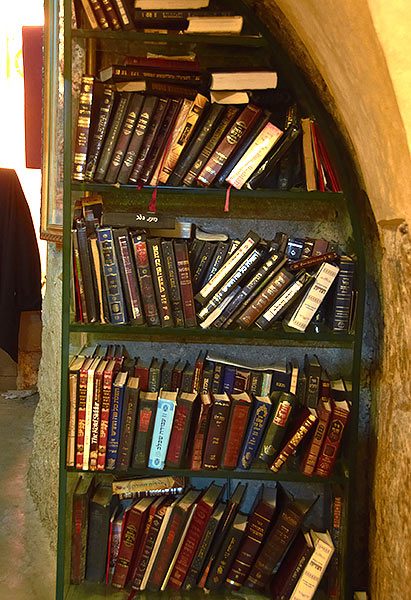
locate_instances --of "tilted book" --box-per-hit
[94,93,131,181]
[237,395,272,470]
[190,392,213,470]
[112,476,185,499]
[269,530,314,600]
[113,229,145,325]
[270,407,318,473]
[314,397,350,478]
[259,391,299,464]
[148,390,177,469]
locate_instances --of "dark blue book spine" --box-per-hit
[222,365,236,395]
[270,368,291,394]
[106,382,126,469]
[237,398,272,470]
[329,256,355,332]
[97,227,127,324]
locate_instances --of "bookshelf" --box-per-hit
[51,0,365,599]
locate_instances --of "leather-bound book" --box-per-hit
[168,482,224,589]
[89,358,108,471]
[202,392,231,470]
[174,239,197,327]
[70,474,95,584]
[134,357,150,392]
[100,0,121,30]
[131,233,160,327]
[300,379,332,476]
[220,391,252,470]
[73,75,95,181]
[88,0,109,29]
[314,394,350,478]
[190,392,213,470]
[111,0,135,29]
[147,237,174,327]
[111,496,155,588]
[96,226,127,324]
[75,357,95,470]
[97,359,116,470]
[197,103,262,187]
[67,355,86,468]
[116,377,140,471]
[106,371,128,469]
[246,484,316,592]
[161,239,184,327]
[269,529,314,600]
[85,485,113,582]
[130,391,158,469]
[85,85,116,181]
[270,407,318,474]
[94,93,131,181]
[225,485,277,590]
[166,391,198,468]
[237,394,272,471]
[113,228,145,324]
[259,391,299,465]
[75,224,98,323]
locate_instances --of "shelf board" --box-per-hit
[69,322,354,348]
[71,28,268,47]
[67,464,348,485]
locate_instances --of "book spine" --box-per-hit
[131,235,160,326]
[329,256,355,332]
[131,398,156,469]
[89,237,107,324]
[202,398,231,470]
[148,397,176,469]
[226,122,283,189]
[70,491,88,583]
[82,364,97,470]
[105,93,144,183]
[237,268,294,328]
[106,383,125,469]
[73,75,95,181]
[72,230,87,322]
[76,226,98,322]
[148,507,185,590]
[100,0,121,29]
[111,507,143,588]
[270,412,318,473]
[196,231,260,306]
[183,510,220,590]
[270,534,313,599]
[124,55,200,71]
[259,392,298,464]
[78,0,99,29]
[85,86,115,181]
[147,238,174,327]
[174,240,197,327]
[221,401,251,469]
[300,399,331,477]
[129,97,169,184]
[289,539,334,600]
[115,231,144,324]
[206,518,247,591]
[167,104,225,186]
[131,505,166,590]
[106,66,203,85]
[314,404,349,477]
[190,400,212,470]
[158,93,209,184]
[111,0,134,29]
[203,241,229,285]
[94,93,130,181]
[191,241,217,294]
[86,496,112,582]
[197,104,262,187]
[237,399,271,470]
[97,367,114,470]
[328,493,344,600]
[161,240,184,327]
[88,0,109,29]
[67,371,79,467]
[89,368,104,470]
[117,388,139,470]
[97,227,127,324]
[183,105,239,186]
[165,400,191,467]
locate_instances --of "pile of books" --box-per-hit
[72,476,335,599]
[72,205,357,334]
[67,346,351,477]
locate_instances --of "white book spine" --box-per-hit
[289,537,334,599]
[287,263,339,332]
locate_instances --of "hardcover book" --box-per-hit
[220,391,252,470]
[174,240,197,327]
[67,355,86,468]
[113,229,145,324]
[190,392,213,470]
[96,359,116,470]
[327,255,356,332]
[314,396,350,478]
[300,380,332,477]
[259,391,299,464]
[165,391,198,468]
[106,370,128,470]
[82,356,101,470]
[116,377,140,471]
[304,354,322,409]
[148,390,177,469]
[161,239,184,327]
[96,226,127,324]
[269,530,314,600]
[85,485,113,582]
[148,358,161,392]
[94,93,131,181]
[202,392,231,470]
[131,233,160,326]
[130,390,158,468]
[270,407,318,473]
[75,225,98,323]
[89,358,108,470]
[70,474,95,584]
[289,530,334,600]
[147,238,174,327]
[73,75,95,182]
[237,395,272,470]
[84,85,116,181]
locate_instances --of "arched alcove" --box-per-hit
[29,2,411,599]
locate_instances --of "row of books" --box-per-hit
[67,345,350,477]
[72,477,335,600]
[74,0,248,34]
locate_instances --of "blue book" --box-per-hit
[106,371,128,470]
[96,226,127,324]
[237,395,272,470]
[328,255,355,332]
[148,391,177,470]
[270,361,292,393]
[222,365,236,394]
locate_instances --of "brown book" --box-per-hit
[190,392,213,470]
[73,75,95,182]
[165,391,198,468]
[192,350,205,393]
[202,392,231,470]
[300,380,332,476]
[89,359,108,471]
[221,392,252,470]
[225,485,277,590]
[100,0,122,29]
[236,268,295,328]
[116,377,140,471]
[97,359,116,470]
[270,407,318,473]
[174,240,197,327]
[246,484,316,591]
[197,103,262,187]
[77,0,99,29]
[111,496,155,589]
[70,475,95,584]
[75,357,94,470]
[314,395,350,477]
[130,391,158,469]
[146,238,174,327]
[88,0,109,29]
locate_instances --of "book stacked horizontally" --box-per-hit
[72,202,357,334]
[71,476,334,600]
[66,345,351,477]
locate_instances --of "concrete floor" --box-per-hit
[0,392,56,600]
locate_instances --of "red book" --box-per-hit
[270,407,318,473]
[168,483,223,589]
[174,240,197,328]
[221,392,252,469]
[75,357,94,470]
[131,233,160,327]
[300,379,332,476]
[315,397,350,477]
[89,359,108,471]
[111,496,155,589]
[134,357,150,392]
[190,393,213,470]
[166,391,198,468]
[202,393,231,470]
[192,350,205,393]
[127,496,163,588]
[97,359,116,471]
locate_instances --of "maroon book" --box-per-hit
[269,530,314,599]
[192,350,205,393]
[131,233,160,327]
[70,475,95,584]
[127,496,163,588]
[202,393,231,470]
[221,392,252,470]
[174,240,197,327]
[190,393,213,471]
[124,55,201,73]
[111,496,155,589]
[134,358,150,392]
[166,391,198,468]
[168,483,224,589]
